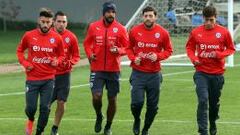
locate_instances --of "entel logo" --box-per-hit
[33,45,40,51]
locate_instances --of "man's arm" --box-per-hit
[16,33,33,71]
[156,31,173,61]
[68,34,80,67]
[83,24,95,62]
[215,31,236,59]
[186,32,200,65]
[114,27,129,56]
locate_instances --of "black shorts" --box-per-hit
[52,73,70,102]
[89,71,120,97]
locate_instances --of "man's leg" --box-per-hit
[51,73,70,135]
[142,72,161,134]
[36,79,54,135]
[194,72,209,135]
[25,80,39,135]
[130,70,145,135]
[103,72,120,135]
[104,95,117,135]
[90,72,105,133]
[209,75,224,135]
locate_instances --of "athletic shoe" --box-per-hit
[51,127,59,135]
[141,130,149,135]
[25,120,34,135]
[133,118,140,135]
[94,114,103,133]
[104,128,112,135]
[210,122,217,135]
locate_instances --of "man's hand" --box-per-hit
[134,57,141,65]
[89,53,96,63]
[26,66,33,72]
[193,60,201,66]
[147,52,157,62]
[110,46,119,54]
[51,57,58,67]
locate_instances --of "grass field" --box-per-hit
[0,60,240,135]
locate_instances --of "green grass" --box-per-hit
[0,61,240,135]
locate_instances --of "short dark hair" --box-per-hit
[54,11,66,20]
[202,6,217,17]
[142,6,157,16]
[39,8,54,18]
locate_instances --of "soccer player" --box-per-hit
[50,11,80,135]
[186,6,235,135]
[83,1,129,135]
[16,8,64,135]
[127,6,173,135]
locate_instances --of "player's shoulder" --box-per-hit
[129,23,143,32]
[24,29,37,35]
[155,24,169,33]
[65,29,78,40]
[191,25,204,34]
[215,24,229,33]
[49,30,62,40]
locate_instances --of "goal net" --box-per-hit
[123,0,236,67]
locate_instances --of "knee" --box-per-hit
[198,98,208,109]
[40,104,50,113]
[147,105,158,114]
[131,102,144,110]
[93,92,102,101]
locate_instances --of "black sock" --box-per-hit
[105,121,112,129]
[52,125,58,131]
[97,113,103,118]
[36,128,44,135]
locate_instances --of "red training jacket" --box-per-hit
[53,29,80,75]
[186,24,235,74]
[83,18,129,72]
[126,23,173,72]
[17,28,65,80]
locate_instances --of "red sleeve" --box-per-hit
[186,32,199,63]
[83,24,94,59]
[215,31,235,59]
[126,29,136,61]
[69,34,80,65]
[56,36,65,65]
[157,31,173,61]
[16,32,33,68]
[117,27,129,56]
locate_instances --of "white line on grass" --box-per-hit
[0,117,239,125]
[0,70,194,97]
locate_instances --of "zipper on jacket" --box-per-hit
[104,28,108,70]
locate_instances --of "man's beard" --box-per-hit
[39,25,50,33]
[144,21,154,29]
[105,16,114,24]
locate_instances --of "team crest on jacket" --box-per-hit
[216,32,221,38]
[113,27,118,33]
[65,37,70,43]
[50,38,55,44]
[155,33,160,38]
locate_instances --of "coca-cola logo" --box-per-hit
[32,56,51,64]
